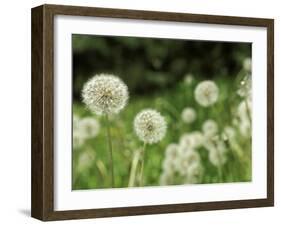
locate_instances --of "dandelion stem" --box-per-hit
[218,165,223,182]
[245,100,252,123]
[105,113,115,188]
[139,142,147,187]
[217,153,223,183]
[128,149,141,187]
[96,159,107,181]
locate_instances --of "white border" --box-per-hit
[54,15,267,211]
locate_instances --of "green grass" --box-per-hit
[72,75,251,190]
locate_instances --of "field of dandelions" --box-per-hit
[72,35,252,189]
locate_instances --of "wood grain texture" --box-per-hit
[31,5,44,220]
[266,19,274,206]
[31,4,274,221]
[31,5,55,220]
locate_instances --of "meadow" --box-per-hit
[72,68,252,189]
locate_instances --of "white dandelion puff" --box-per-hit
[162,144,179,173]
[77,151,95,172]
[134,109,167,144]
[237,99,251,137]
[73,131,85,149]
[239,121,251,137]
[243,57,252,72]
[79,117,100,139]
[176,151,200,176]
[82,73,128,187]
[73,115,84,149]
[209,148,227,167]
[205,138,227,167]
[184,73,194,85]
[238,99,252,119]
[72,116,100,148]
[178,142,193,155]
[202,119,218,139]
[222,126,236,141]
[165,143,179,160]
[185,162,203,184]
[181,107,196,124]
[179,131,204,150]
[73,114,80,131]
[159,171,174,186]
[192,131,204,147]
[194,80,219,107]
[162,158,176,172]
[237,74,252,98]
[82,74,129,115]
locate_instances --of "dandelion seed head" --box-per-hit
[237,74,252,98]
[165,143,179,160]
[184,73,194,85]
[159,171,174,186]
[178,143,193,155]
[73,116,100,149]
[206,139,227,166]
[239,121,251,137]
[185,162,203,184]
[82,74,129,115]
[243,57,252,72]
[181,107,196,124]
[222,126,236,141]
[134,109,167,144]
[238,99,252,119]
[202,119,218,139]
[217,139,227,153]
[177,151,200,176]
[77,151,95,172]
[194,80,219,107]
[79,117,100,139]
[162,158,176,172]
[237,99,251,137]
[73,114,80,130]
[209,148,227,167]
[73,115,83,148]
[187,162,203,178]
[179,131,204,150]
[73,131,85,149]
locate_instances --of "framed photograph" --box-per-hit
[31,4,274,221]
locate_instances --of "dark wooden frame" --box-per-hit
[31,4,274,221]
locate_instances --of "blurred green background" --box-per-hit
[72,35,251,99]
[72,34,251,190]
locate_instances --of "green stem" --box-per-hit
[139,142,147,187]
[96,159,107,181]
[217,164,223,183]
[245,99,252,124]
[128,149,141,187]
[217,152,223,183]
[105,114,115,188]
